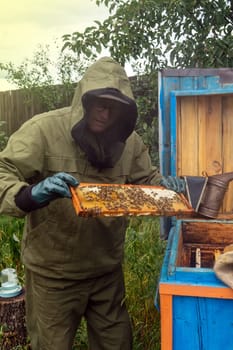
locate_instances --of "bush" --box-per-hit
[0,216,24,281]
[0,121,8,151]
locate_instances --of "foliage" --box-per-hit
[0,121,8,151]
[124,217,166,350]
[132,73,159,165]
[0,43,91,110]
[62,0,233,70]
[0,216,25,281]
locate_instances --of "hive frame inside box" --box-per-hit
[159,218,233,350]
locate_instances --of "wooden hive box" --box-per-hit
[158,68,233,350]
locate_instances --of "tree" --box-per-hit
[0,43,92,110]
[62,0,233,71]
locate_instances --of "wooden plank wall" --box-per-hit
[177,93,233,213]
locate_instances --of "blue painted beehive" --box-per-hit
[158,69,233,350]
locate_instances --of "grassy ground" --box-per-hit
[0,216,166,350]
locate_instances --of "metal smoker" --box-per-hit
[185,172,233,219]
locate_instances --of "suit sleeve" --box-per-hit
[0,120,45,217]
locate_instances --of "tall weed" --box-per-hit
[0,216,24,279]
[124,217,165,350]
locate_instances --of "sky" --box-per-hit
[0,0,111,91]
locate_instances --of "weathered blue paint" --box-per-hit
[158,68,233,238]
[169,93,178,175]
[160,219,233,287]
[159,69,233,179]
[158,72,178,176]
[173,296,233,350]
[158,69,233,349]
[158,218,233,349]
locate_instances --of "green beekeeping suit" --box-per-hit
[0,57,161,350]
[0,56,161,279]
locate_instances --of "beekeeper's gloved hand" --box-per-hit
[160,176,186,193]
[31,172,79,204]
[15,172,79,213]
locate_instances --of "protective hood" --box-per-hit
[71,57,138,168]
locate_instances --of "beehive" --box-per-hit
[158,68,233,350]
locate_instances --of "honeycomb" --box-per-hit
[70,183,194,217]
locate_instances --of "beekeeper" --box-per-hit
[0,57,184,350]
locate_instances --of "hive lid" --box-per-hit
[70,183,194,217]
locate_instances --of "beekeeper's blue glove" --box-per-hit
[31,172,79,204]
[160,176,186,193]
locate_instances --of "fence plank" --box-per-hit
[0,77,153,137]
[0,85,75,136]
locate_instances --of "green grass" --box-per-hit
[124,217,165,350]
[0,216,25,281]
[0,216,166,350]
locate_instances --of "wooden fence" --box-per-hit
[0,76,153,137]
[0,85,75,136]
